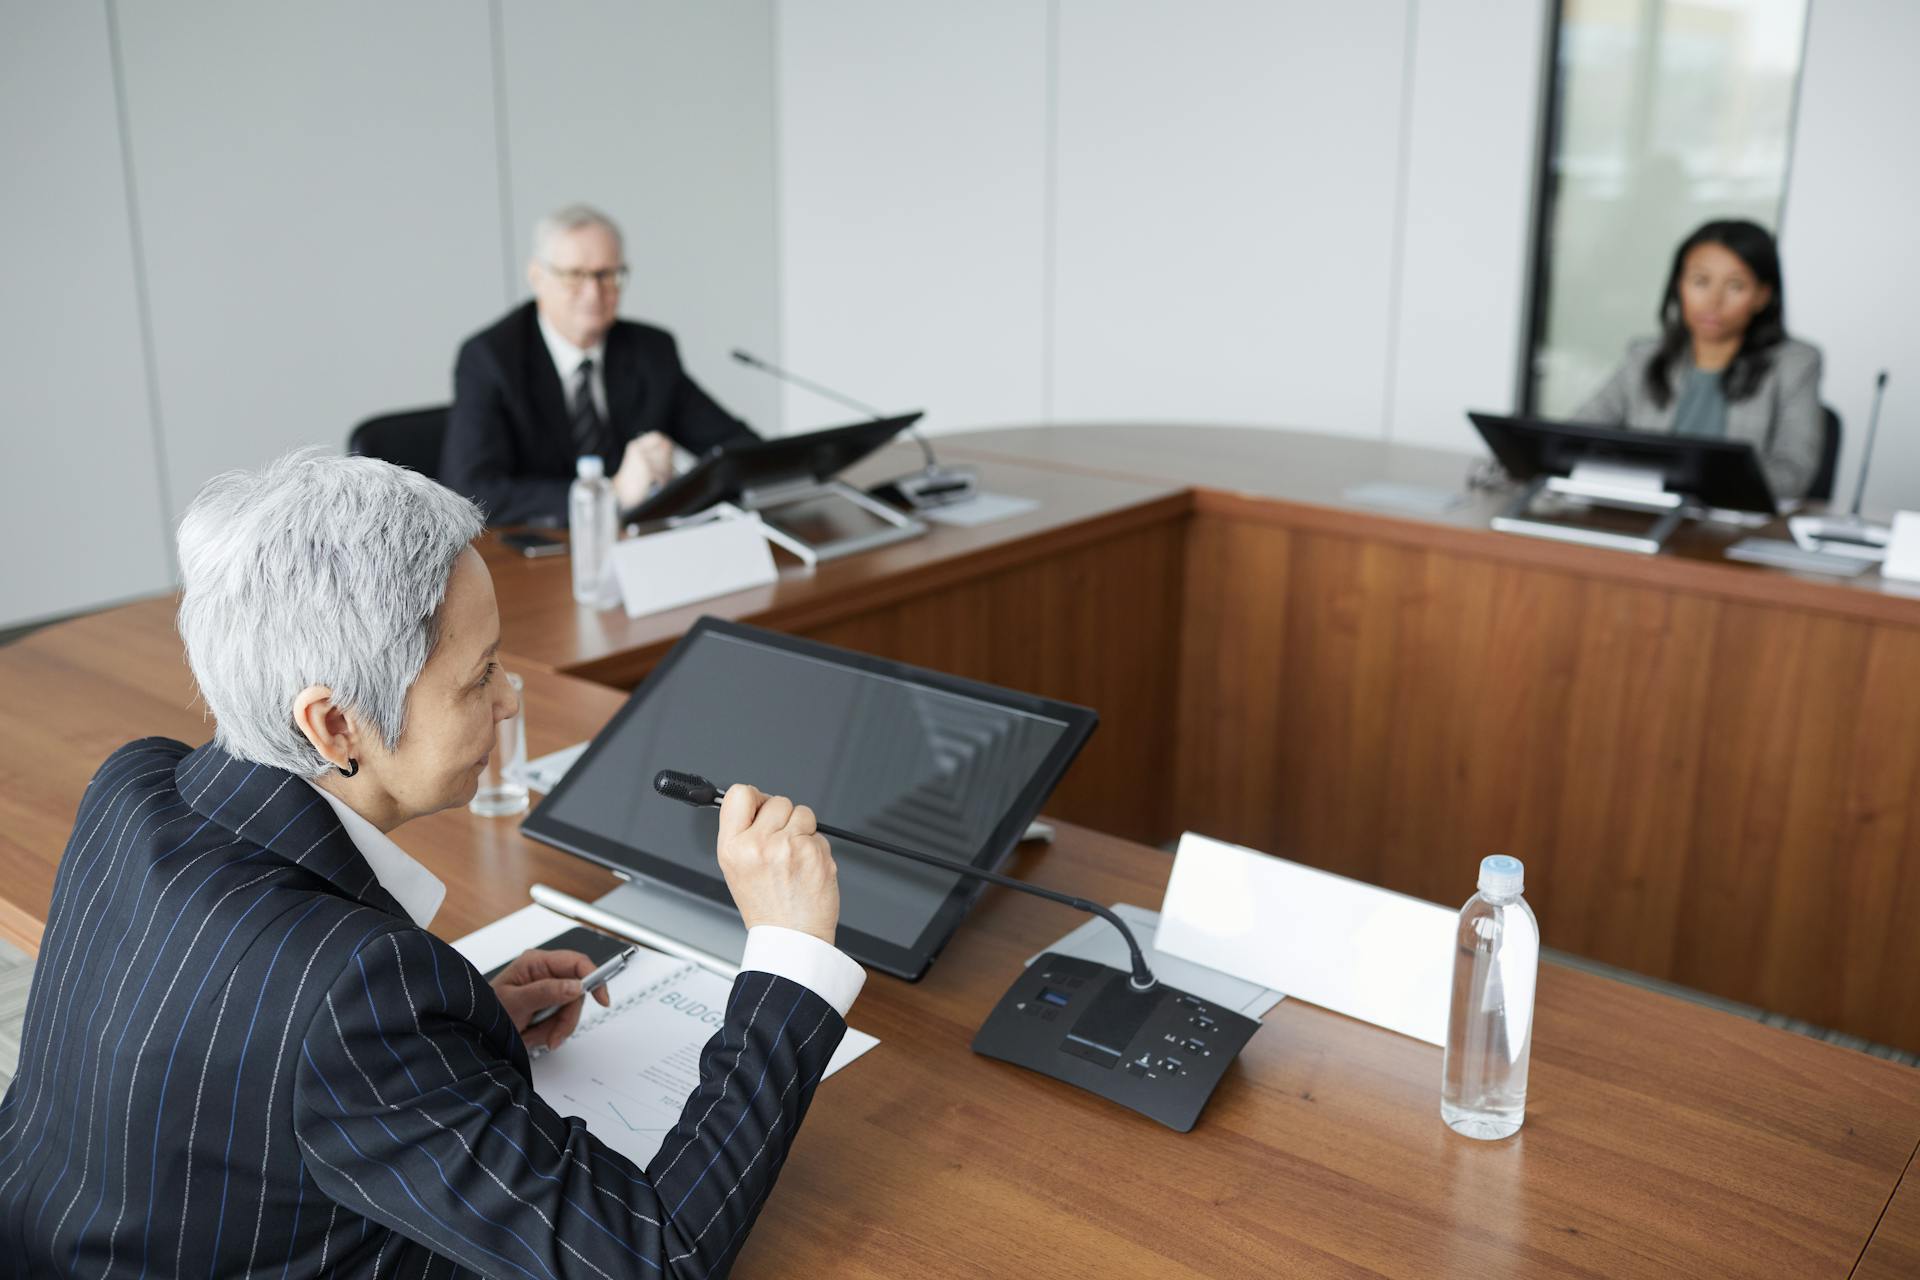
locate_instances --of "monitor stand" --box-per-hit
[1492,462,1685,555]
[743,478,928,565]
[593,876,750,971]
[538,819,1060,981]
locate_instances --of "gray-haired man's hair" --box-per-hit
[532,203,624,262]
[177,449,484,777]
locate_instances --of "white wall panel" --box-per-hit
[500,1,782,435]
[1387,0,1544,452]
[1049,0,1410,437]
[0,3,171,627]
[1780,0,1920,516]
[114,2,506,520]
[777,1,1048,435]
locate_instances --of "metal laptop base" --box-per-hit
[583,878,751,971]
[1492,472,1685,555]
[743,478,928,565]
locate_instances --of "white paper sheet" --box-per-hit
[507,742,588,795]
[923,492,1040,527]
[1340,481,1467,515]
[453,903,581,972]
[1155,833,1457,1045]
[529,960,878,1168]
[452,905,879,1168]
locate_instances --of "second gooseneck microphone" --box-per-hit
[653,769,1158,991]
[1848,369,1891,519]
[730,349,938,471]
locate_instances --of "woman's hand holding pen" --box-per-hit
[490,948,614,1052]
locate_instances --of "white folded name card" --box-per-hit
[610,515,778,619]
[1883,511,1920,583]
[1154,833,1457,1045]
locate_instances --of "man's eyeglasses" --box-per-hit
[542,262,629,290]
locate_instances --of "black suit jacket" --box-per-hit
[442,301,758,525]
[0,738,843,1278]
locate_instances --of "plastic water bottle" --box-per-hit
[1441,854,1539,1140]
[569,455,618,608]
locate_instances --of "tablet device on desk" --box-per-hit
[621,413,924,524]
[519,617,1097,980]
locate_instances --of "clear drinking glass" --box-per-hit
[470,671,529,817]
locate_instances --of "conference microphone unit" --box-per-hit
[653,769,1260,1132]
[729,350,976,509]
[1790,368,1894,558]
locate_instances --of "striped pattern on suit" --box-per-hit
[0,738,845,1278]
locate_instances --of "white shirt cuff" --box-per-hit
[739,926,866,1020]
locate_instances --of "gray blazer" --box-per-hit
[1573,336,1824,501]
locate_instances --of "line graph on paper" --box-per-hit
[452,903,877,1169]
[530,959,722,1167]
[528,952,881,1169]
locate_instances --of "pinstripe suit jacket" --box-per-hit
[0,738,846,1278]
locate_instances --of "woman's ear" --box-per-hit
[292,685,357,773]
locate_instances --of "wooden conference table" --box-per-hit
[2,607,1918,1276]
[464,422,1920,1059]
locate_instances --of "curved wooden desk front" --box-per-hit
[3,610,1919,1277]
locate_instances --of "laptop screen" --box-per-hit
[522,620,1097,978]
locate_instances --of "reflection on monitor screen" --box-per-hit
[538,631,1071,949]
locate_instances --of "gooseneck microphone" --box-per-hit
[730,349,935,468]
[730,350,975,507]
[1848,370,1891,519]
[1790,369,1894,557]
[654,769,1157,991]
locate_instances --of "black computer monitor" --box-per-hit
[1467,411,1778,514]
[520,617,1098,980]
[620,412,924,524]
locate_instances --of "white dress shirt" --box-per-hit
[738,924,866,1020]
[308,780,867,1019]
[306,781,447,928]
[537,313,608,423]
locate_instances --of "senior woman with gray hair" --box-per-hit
[0,450,862,1278]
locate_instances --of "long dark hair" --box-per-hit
[1645,218,1787,407]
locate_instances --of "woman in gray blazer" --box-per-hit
[1575,219,1823,502]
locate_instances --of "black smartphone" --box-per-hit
[503,531,567,558]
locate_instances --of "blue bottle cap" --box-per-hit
[1478,855,1524,897]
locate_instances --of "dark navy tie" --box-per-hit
[571,358,609,459]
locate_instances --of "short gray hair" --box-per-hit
[177,449,484,777]
[532,203,624,262]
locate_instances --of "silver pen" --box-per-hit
[527,944,640,1032]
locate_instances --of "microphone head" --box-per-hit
[654,770,723,808]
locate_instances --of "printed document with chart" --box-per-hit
[455,905,879,1168]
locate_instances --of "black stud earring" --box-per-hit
[337,757,359,779]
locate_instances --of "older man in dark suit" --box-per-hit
[442,204,757,525]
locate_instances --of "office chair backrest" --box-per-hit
[1808,404,1842,505]
[348,405,449,480]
